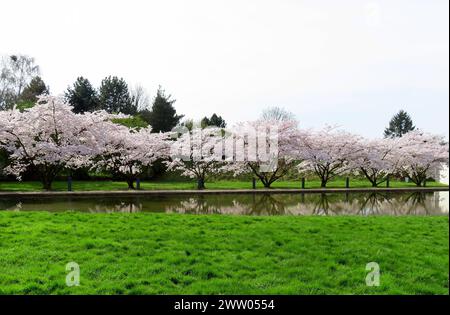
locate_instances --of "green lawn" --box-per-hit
[0,179,447,192]
[0,212,448,294]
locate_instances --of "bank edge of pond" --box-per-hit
[0,186,448,198]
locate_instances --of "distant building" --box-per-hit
[437,164,449,185]
[428,164,448,184]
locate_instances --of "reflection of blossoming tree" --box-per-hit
[165,194,293,215]
[88,201,143,213]
[248,194,289,215]
[402,192,430,215]
[310,193,331,215]
[166,195,231,214]
[357,192,391,215]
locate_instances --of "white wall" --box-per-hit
[439,165,449,185]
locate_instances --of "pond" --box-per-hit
[0,191,448,215]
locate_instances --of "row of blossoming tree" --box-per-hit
[0,96,448,190]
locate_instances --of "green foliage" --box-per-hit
[141,86,183,132]
[65,77,99,114]
[180,118,195,131]
[201,113,226,128]
[384,110,415,138]
[99,76,135,115]
[112,116,149,129]
[15,100,35,111]
[0,212,447,294]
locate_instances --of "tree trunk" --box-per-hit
[320,179,327,188]
[127,179,135,190]
[413,175,426,187]
[197,178,205,190]
[40,173,54,191]
[259,177,271,188]
[361,169,378,188]
[42,179,53,191]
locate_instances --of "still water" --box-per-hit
[0,191,448,216]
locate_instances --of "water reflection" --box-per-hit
[0,191,448,216]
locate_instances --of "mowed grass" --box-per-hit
[0,179,446,192]
[0,212,448,294]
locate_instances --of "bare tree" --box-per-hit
[261,106,296,122]
[0,65,14,110]
[10,55,40,97]
[130,84,150,111]
[0,54,40,109]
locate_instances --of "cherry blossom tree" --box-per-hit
[350,137,399,187]
[91,124,169,189]
[166,126,224,189]
[2,96,447,191]
[0,95,112,190]
[222,120,301,188]
[395,130,449,186]
[298,127,362,187]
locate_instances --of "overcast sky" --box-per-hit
[1,0,448,138]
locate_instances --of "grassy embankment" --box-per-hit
[0,179,447,192]
[0,212,448,294]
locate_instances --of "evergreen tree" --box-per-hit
[99,76,135,115]
[142,86,183,132]
[65,77,99,113]
[201,113,226,128]
[16,76,49,110]
[384,110,415,138]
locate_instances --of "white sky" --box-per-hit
[1,0,448,138]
